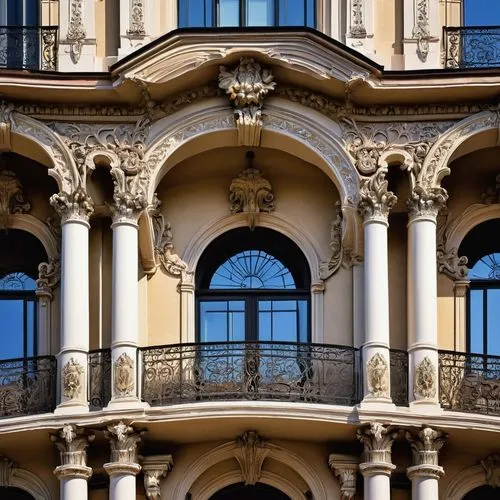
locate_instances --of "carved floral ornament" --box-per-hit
[320,201,343,279]
[366,352,389,398]
[357,422,399,464]
[235,431,269,486]
[128,0,146,37]
[62,358,84,400]
[406,427,447,467]
[358,167,397,223]
[328,454,358,500]
[66,0,86,64]
[114,352,135,397]
[413,0,431,62]
[413,356,437,400]
[142,455,174,500]
[51,424,95,468]
[105,421,145,464]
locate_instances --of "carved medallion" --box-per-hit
[62,358,84,399]
[414,356,437,400]
[114,353,135,397]
[366,353,389,398]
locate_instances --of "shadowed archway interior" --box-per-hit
[463,485,498,499]
[0,487,35,499]
[209,482,290,500]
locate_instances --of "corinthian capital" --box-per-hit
[357,423,399,465]
[406,185,447,221]
[358,167,397,223]
[406,427,447,467]
[104,421,145,465]
[51,424,95,467]
[50,187,94,223]
[111,190,148,224]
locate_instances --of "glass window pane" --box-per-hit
[279,0,305,26]
[298,299,308,343]
[0,299,24,360]
[465,0,500,26]
[469,289,484,353]
[258,311,272,341]
[487,289,500,356]
[199,301,245,342]
[258,300,303,342]
[26,299,35,357]
[179,0,212,27]
[306,0,315,27]
[219,0,240,26]
[247,0,274,26]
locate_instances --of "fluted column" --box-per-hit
[142,455,174,500]
[406,427,446,499]
[104,421,144,500]
[407,187,447,407]
[358,168,397,404]
[51,189,94,413]
[357,423,398,500]
[329,454,359,499]
[109,192,148,406]
[52,424,94,500]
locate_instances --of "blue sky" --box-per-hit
[465,0,500,26]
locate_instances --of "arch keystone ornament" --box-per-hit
[219,57,276,146]
[234,431,270,486]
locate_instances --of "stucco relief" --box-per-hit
[413,357,437,400]
[0,170,31,230]
[114,353,135,397]
[66,0,86,63]
[36,258,61,298]
[128,0,146,36]
[413,0,431,62]
[319,202,343,279]
[62,358,84,400]
[234,431,269,486]
[366,353,389,398]
[358,167,397,223]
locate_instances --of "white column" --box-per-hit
[52,424,94,500]
[104,422,143,500]
[407,188,446,408]
[406,427,446,500]
[51,189,93,413]
[358,423,397,500]
[359,168,397,404]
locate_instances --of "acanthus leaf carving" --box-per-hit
[406,185,448,221]
[357,422,399,464]
[413,356,437,400]
[366,352,389,398]
[114,353,135,398]
[66,0,86,64]
[51,424,95,467]
[229,151,274,230]
[219,57,276,146]
[320,201,343,279]
[0,169,31,230]
[105,421,145,464]
[328,454,358,500]
[234,431,269,486]
[358,167,397,222]
[62,358,84,400]
[406,427,446,466]
[50,187,94,223]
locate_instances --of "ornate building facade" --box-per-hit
[0,1,500,499]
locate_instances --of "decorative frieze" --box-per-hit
[114,353,135,398]
[358,167,397,223]
[357,422,399,465]
[219,58,276,146]
[66,0,86,64]
[320,202,343,279]
[0,170,31,230]
[229,152,274,230]
[62,358,85,400]
[142,455,174,500]
[105,421,145,465]
[413,357,437,400]
[366,353,389,398]
[50,187,94,223]
[328,454,358,500]
[234,431,269,486]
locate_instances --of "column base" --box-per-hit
[54,464,93,481]
[407,464,444,481]
[409,400,443,414]
[104,398,150,411]
[104,462,141,476]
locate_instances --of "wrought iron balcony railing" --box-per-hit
[88,348,112,411]
[141,341,360,406]
[390,349,409,406]
[0,25,58,71]
[443,26,500,69]
[439,350,500,416]
[0,355,56,417]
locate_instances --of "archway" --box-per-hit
[0,486,35,499]
[210,482,290,500]
[463,485,498,500]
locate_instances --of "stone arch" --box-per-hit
[446,464,488,500]
[0,458,51,500]
[420,111,499,189]
[171,439,327,500]
[9,214,59,260]
[145,97,360,207]
[11,112,79,193]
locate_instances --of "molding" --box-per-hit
[481,455,500,488]
[446,464,488,500]
[0,456,51,499]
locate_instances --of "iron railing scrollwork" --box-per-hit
[141,341,359,406]
[0,25,58,71]
[390,349,409,406]
[439,350,500,416]
[88,348,111,410]
[0,355,56,417]
[444,26,500,69]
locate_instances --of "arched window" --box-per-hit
[210,482,290,499]
[178,0,315,29]
[196,227,310,344]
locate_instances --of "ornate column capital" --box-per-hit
[358,167,397,224]
[104,421,145,466]
[110,190,148,225]
[50,187,94,224]
[51,424,94,481]
[357,423,399,468]
[406,427,447,476]
[142,455,174,500]
[406,185,448,222]
[328,454,358,499]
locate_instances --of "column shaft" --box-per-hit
[364,472,391,500]
[60,476,88,500]
[411,474,439,499]
[110,473,136,500]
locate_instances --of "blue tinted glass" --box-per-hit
[0,273,36,291]
[0,299,24,360]
[179,0,212,27]
[258,300,305,342]
[279,0,305,25]
[470,289,484,353]
[23,0,39,25]
[199,301,245,342]
[465,0,500,26]
[247,0,274,26]
[298,299,308,342]
[219,0,240,26]
[26,300,35,357]
[487,289,500,356]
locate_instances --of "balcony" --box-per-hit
[443,26,500,69]
[0,25,58,71]
[0,355,56,418]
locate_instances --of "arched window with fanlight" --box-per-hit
[196,227,310,344]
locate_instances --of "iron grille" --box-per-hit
[88,348,112,410]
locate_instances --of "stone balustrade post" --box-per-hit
[52,424,95,500]
[406,426,447,499]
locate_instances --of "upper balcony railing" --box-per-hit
[443,26,500,69]
[0,25,58,71]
